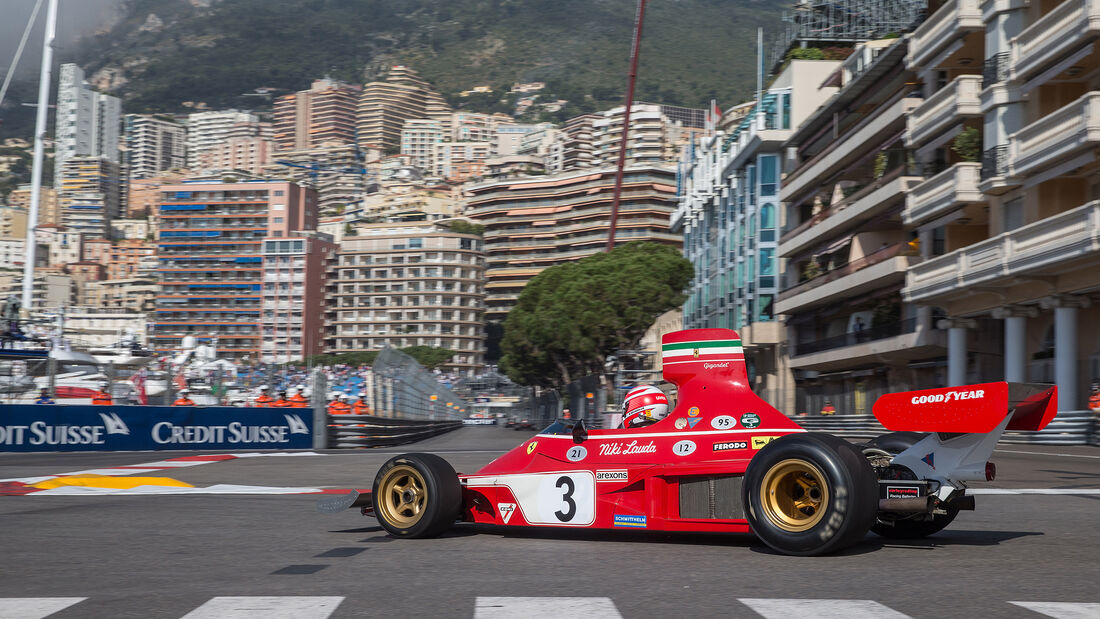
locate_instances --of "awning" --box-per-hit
[813,233,854,257]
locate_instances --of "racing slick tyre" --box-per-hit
[861,432,961,540]
[372,453,462,539]
[742,432,878,556]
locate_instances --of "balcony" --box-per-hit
[905,199,1100,303]
[908,0,984,70]
[789,318,946,371]
[780,97,923,203]
[780,172,922,258]
[1009,91,1100,179]
[1012,0,1100,82]
[776,245,915,313]
[906,75,983,147]
[904,162,983,226]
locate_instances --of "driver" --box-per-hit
[620,385,669,429]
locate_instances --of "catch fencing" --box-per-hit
[796,410,1098,446]
[326,416,463,449]
[367,347,470,420]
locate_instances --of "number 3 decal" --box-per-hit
[554,476,577,521]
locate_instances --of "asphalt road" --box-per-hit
[2,427,1099,618]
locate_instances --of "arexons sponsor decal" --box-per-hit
[595,470,628,482]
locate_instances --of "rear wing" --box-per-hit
[872,382,1058,433]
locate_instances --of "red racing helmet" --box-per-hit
[622,385,669,428]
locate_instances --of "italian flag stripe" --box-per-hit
[662,339,741,351]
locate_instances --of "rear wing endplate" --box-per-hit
[872,382,1057,433]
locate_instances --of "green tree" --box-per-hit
[500,242,693,387]
[449,220,484,235]
[399,346,457,369]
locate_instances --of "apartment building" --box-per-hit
[57,156,122,238]
[273,78,360,151]
[54,64,121,189]
[901,0,1100,410]
[0,206,27,239]
[592,104,703,167]
[84,278,157,313]
[0,237,46,270]
[547,114,598,173]
[464,165,680,322]
[123,114,187,179]
[0,273,75,309]
[775,38,941,416]
[327,221,486,374]
[675,59,841,409]
[260,232,335,363]
[153,180,318,360]
[356,66,451,152]
[434,142,492,181]
[186,110,267,171]
[449,112,507,143]
[265,143,379,213]
[400,119,445,173]
[8,185,58,226]
[196,133,272,177]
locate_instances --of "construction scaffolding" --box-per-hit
[770,0,926,70]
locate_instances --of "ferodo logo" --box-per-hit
[911,389,984,404]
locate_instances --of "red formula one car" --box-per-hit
[322,328,1058,556]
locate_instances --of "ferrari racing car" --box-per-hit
[321,328,1058,556]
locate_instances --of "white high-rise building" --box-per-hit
[54,64,121,189]
[123,114,187,179]
[185,110,263,170]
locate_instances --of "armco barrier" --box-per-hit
[0,404,314,452]
[327,415,463,449]
[795,410,1098,446]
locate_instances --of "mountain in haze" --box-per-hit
[72,0,781,112]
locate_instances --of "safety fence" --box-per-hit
[367,347,470,420]
[326,415,463,449]
[796,410,1099,446]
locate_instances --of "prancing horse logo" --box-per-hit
[693,348,700,358]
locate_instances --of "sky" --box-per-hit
[0,0,122,79]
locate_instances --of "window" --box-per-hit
[759,248,775,276]
[409,238,423,249]
[759,204,776,229]
[759,156,778,197]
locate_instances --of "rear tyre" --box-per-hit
[862,432,960,539]
[372,453,462,538]
[742,433,878,556]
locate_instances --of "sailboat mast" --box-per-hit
[22,0,59,312]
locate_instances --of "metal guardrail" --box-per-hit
[326,415,463,449]
[796,410,1098,446]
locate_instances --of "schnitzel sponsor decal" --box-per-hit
[751,436,779,449]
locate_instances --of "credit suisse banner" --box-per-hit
[0,405,314,452]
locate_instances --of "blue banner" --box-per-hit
[0,405,314,452]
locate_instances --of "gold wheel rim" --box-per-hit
[760,459,829,532]
[377,465,428,528]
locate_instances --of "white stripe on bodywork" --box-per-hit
[536,428,805,440]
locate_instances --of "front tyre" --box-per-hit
[743,433,877,556]
[372,453,462,538]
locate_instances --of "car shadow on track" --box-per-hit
[458,523,759,548]
[867,529,1043,551]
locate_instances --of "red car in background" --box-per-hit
[324,328,1057,556]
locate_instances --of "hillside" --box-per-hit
[73,0,780,113]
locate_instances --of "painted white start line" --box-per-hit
[180,596,345,619]
[967,488,1100,495]
[739,598,912,619]
[474,597,623,619]
[0,597,87,619]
